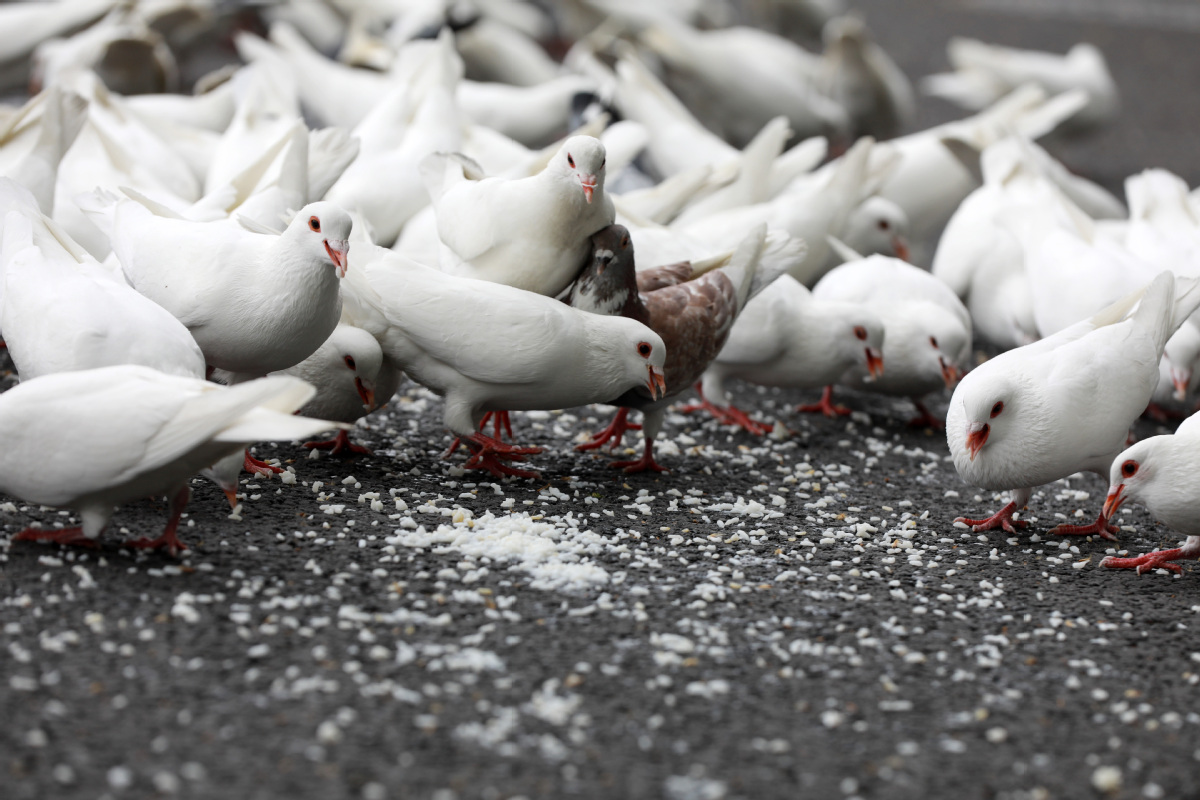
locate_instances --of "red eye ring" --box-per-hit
[990,401,1004,418]
[567,154,575,168]
[930,336,939,348]
[309,216,321,232]
[637,342,652,358]
[853,326,867,341]
[344,355,356,370]
[1121,460,1138,478]
[876,219,889,230]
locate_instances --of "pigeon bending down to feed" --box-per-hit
[947,271,1200,540]
[339,243,666,478]
[693,275,885,434]
[421,135,615,298]
[1099,413,1200,575]
[812,255,970,426]
[568,223,788,473]
[0,366,343,556]
[276,323,403,456]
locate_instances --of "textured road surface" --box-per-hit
[4,3,1200,799]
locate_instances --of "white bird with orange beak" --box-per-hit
[1098,413,1200,575]
[948,271,1200,539]
[420,135,614,298]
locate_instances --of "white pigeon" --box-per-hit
[339,242,667,478]
[277,323,403,456]
[0,0,116,90]
[1099,413,1200,575]
[922,39,1119,131]
[99,198,351,381]
[0,199,204,382]
[421,135,615,297]
[0,366,342,555]
[0,86,88,215]
[814,255,970,424]
[31,6,178,96]
[817,15,915,140]
[694,274,885,433]
[947,272,1200,539]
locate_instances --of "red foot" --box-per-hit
[446,411,515,456]
[12,526,97,548]
[610,439,668,474]
[577,408,642,451]
[454,433,543,479]
[907,400,944,429]
[244,449,282,476]
[678,383,773,435]
[1143,402,1184,423]
[125,487,191,557]
[955,500,1029,533]
[1047,511,1120,542]
[797,386,851,418]
[1102,540,1199,574]
[304,430,371,456]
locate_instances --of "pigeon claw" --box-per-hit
[305,430,372,456]
[12,526,97,548]
[796,386,851,418]
[954,500,1028,533]
[609,439,668,474]
[1101,549,1187,575]
[907,400,944,430]
[1047,511,1120,542]
[678,383,773,435]
[576,407,642,452]
[461,433,542,479]
[244,450,283,477]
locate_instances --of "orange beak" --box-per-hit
[646,365,667,400]
[325,239,350,278]
[865,347,884,379]
[222,486,239,511]
[581,176,597,204]
[1102,483,1125,519]
[940,357,961,390]
[891,235,911,263]
[355,377,376,411]
[1171,367,1191,401]
[965,422,989,461]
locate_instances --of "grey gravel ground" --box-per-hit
[4,2,1200,800]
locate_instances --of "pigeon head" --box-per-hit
[842,197,911,262]
[954,372,1018,462]
[588,316,667,402]
[1102,440,1157,521]
[926,315,969,390]
[835,311,885,381]
[323,325,385,412]
[1162,324,1200,401]
[556,136,607,204]
[294,202,353,278]
[569,225,637,316]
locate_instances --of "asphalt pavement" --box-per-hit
[4,2,1200,799]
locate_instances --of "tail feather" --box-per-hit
[715,223,768,316]
[747,229,805,304]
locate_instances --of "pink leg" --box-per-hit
[1143,402,1184,423]
[796,386,851,418]
[446,412,514,457]
[12,526,97,548]
[456,433,543,479]
[678,383,773,435]
[1048,511,1120,542]
[955,500,1029,533]
[576,408,642,452]
[126,487,191,557]
[1101,538,1200,575]
[610,438,669,474]
[244,449,282,476]
[304,430,371,456]
[907,400,944,429]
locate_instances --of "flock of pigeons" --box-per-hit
[0,0,1195,577]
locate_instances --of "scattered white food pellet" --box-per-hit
[1091,765,1122,793]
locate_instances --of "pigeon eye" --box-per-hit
[637,342,652,358]
[990,401,1004,418]
[1121,460,1138,478]
[853,326,867,341]
[600,157,606,169]
[929,336,939,348]
[621,235,630,248]
[344,355,356,370]
[567,154,575,168]
[309,216,321,232]
[877,219,890,231]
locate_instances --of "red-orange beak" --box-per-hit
[222,486,239,511]
[355,377,376,411]
[940,357,961,390]
[1102,483,1125,519]
[581,176,597,204]
[891,235,911,263]
[1171,367,1191,401]
[865,347,884,379]
[325,239,350,278]
[646,365,666,400]
[965,422,989,461]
